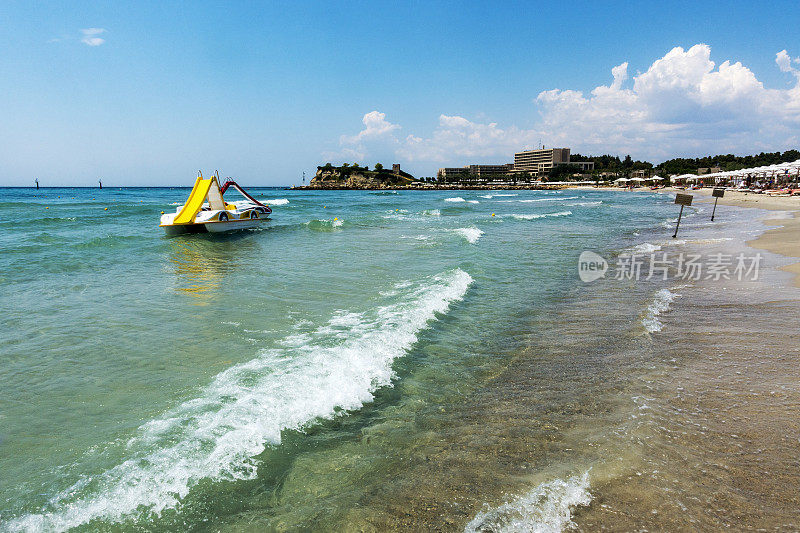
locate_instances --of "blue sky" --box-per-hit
[1,1,799,186]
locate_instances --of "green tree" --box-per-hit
[375,163,383,171]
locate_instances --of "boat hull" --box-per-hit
[161,217,266,236]
[205,218,264,233]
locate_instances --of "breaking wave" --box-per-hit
[305,218,343,230]
[566,201,603,207]
[480,193,518,199]
[464,472,591,533]
[507,211,572,220]
[6,269,474,532]
[451,227,484,244]
[498,197,579,203]
[264,198,289,206]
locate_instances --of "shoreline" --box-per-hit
[687,187,800,287]
[651,187,800,287]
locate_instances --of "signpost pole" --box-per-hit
[710,187,725,221]
[672,192,693,239]
[673,205,684,239]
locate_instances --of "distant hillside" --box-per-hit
[309,163,416,189]
[569,149,800,177]
[567,153,653,176]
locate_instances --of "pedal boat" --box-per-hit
[160,174,272,236]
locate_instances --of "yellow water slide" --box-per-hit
[173,177,214,224]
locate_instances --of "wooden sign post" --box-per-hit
[711,187,724,221]
[673,193,693,238]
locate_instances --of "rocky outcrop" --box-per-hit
[308,167,415,189]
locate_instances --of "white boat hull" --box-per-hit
[205,218,264,233]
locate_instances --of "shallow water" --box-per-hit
[0,187,796,531]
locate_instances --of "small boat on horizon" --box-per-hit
[160,172,272,236]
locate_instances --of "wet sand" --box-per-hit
[571,196,800,530]
[574,296,800,530]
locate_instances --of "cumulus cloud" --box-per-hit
[340,110,400,144]
[329,44,800,167]
[537,44,800,158]
[324,111,401,161]
[80,28,107,46]
[397,115,541,162]
[776,49,800,77]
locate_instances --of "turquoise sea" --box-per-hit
[0,186,780,531]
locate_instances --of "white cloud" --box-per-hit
[397,115,541,162]
[324,111,401,162]
[537,44,800,158]
[80,28,107,46]
[329,44,800,167]
[776,49,800,78]
[340,110,400,144]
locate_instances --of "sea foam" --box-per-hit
[8,270,473,532]
[642,288,679,333]
[630,242,662,254]
[464,472,591,533]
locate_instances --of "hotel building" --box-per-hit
[437,164,514,181]
[513,148,594,176]
[437,147,594,182]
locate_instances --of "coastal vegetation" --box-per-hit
[569,154,653,174]
[557,149,799,181]
[555,154,652,181]
[654,149,800,175]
